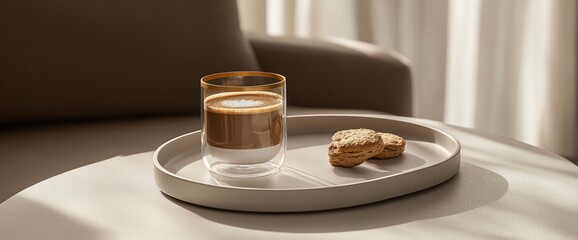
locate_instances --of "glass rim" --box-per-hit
[200,71,285,91]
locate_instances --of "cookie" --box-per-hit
[328,128,385,167]
[372,132,406,159]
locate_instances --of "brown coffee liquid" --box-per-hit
[204,91,283,149]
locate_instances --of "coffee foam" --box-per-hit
[204,91,283,114]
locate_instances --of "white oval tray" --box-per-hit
[153,114,460,212]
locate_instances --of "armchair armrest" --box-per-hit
[247,33,413,116]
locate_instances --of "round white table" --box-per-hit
[1,114,577,239]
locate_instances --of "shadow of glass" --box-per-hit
[167,161,508,233]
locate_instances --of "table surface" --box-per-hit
[1,113,577,239]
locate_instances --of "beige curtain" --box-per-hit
[238,0,577,161]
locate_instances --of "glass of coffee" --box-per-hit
[201,71,286,178]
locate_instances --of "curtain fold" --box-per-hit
[238,0,577,161]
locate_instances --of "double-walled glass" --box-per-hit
[201,71,286,178]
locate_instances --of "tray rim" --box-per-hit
[154,114,460,192]
[153,114,461,212]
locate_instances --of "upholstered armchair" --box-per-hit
[1,0,411,124]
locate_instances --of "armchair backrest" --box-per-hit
[0,0,259,124]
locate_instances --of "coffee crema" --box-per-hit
[204,91,283,150]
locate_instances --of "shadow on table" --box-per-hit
[0,196,104,239]
[0,116,200,203]
[168,161,508,233]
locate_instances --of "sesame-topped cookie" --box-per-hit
[372,132,406,159]
[328,128,385,168]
